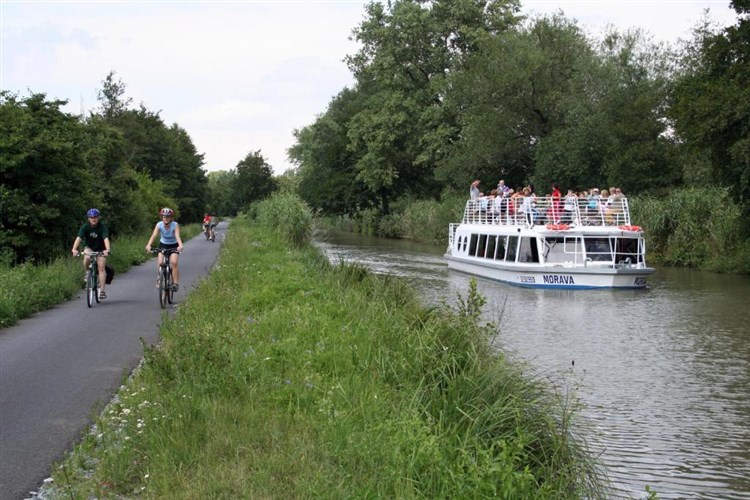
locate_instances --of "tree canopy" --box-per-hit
[289,0,750,226]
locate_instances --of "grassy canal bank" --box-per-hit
[41,211,605,498]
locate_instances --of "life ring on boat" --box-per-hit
[618,225,642,232]
[545,223,570,231]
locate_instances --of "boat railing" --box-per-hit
[461,196,632,228]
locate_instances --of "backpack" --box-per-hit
[105,265,115,285]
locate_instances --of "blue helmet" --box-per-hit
[86,208,101,218]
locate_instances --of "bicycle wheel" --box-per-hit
[86,269,95,308]
[159,266,167,309]
[166,267,174,304]
[94,269,100,303]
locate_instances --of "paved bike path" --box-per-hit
[0,223,226,500]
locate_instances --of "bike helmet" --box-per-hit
[160,207,174,217]
[86,208,101,217]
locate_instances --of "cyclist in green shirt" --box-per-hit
[71,208,111,299]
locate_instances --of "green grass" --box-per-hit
[0,224,201,328]
[42,216,605,499]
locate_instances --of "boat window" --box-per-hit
[486,235,496,259]
[543,237,565,263]
[507,236,519,262]
[585,237,613,262]
[519,237,540,263]
[616,237,642,264]
[495,236,506,260]
[469,234,478,255]
[476,234,488,257]
[462,236,467,253]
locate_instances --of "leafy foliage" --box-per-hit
[0,92,96,262]
[288,2,750,255]
[1,72,211,263]
[670,5,750,208]
[231,150,277,212]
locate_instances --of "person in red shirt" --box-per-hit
[202,213,211,239]
[550,183,562,224]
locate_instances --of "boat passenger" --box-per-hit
[564,189,577,224]
[550,183,562,224]
[520,187,535,225]
[470,180,481,201]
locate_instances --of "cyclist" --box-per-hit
[71,208,111,300]
[202,213,211,239]
[145,208,184,292]
[208,213,219,240]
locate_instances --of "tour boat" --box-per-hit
[445,195,655,289]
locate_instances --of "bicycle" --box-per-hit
[209,224,216,242]
[152,248,179,309]
[80,250,105,308]
[203,224,211,240]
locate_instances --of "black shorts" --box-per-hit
[160,242,179,250]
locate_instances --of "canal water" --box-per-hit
[315,230,750,500]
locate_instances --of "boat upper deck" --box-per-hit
[460,195,634,228]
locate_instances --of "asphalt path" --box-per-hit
[0,222,226,500]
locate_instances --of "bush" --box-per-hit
[631,187,747,271]
[253,192,313,247]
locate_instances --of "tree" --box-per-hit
[289,88,371,215]
[443,15,592,189]
[0,92,95,262]
[96,71,132,123]
[231,150,277,211]
[533,27,677,193]
[344,0,521,211]
[670,3,750,205]
[206,170,236,216]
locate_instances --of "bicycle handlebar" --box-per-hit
[151,248,180,255]
[76,250,107,257]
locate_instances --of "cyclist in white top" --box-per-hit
[145,207,184,292]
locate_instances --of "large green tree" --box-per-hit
[442,15,591,190]
[231,150,277,211]
[532,28,677,193]
[93,74,208,222]
[670,1,750,205]
[0,92,95,262]
[289,88,372,216]
[344,0,521,212]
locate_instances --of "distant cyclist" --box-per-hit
[71,208,111,300]
[145,208,184,292]
[208,214,219,241]
[202,213,211,239]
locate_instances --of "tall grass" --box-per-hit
[631,187,748,271]
[397,193,466,244]
[252,192,313,247]
[0,224,201,328]
[42,219,605,499]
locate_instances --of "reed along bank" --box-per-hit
[43,212,606,498]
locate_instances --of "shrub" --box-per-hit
[254,192,314,247]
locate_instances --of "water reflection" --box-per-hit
[315,230,750,499]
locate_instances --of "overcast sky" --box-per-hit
[0,1,740,174]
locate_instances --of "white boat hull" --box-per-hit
[445,255,654,289]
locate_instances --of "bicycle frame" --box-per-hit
[152,248,179,309]
[81,251,105,308]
